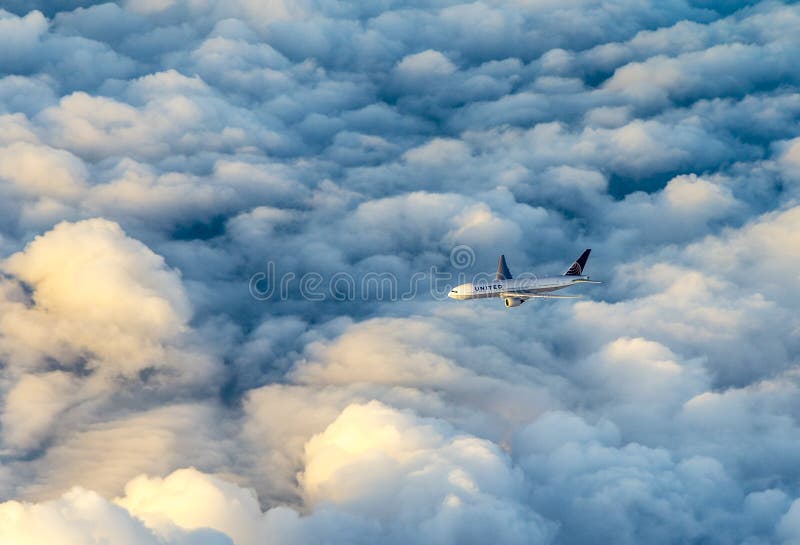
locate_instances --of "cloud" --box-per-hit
[0,371,82,451]
[0,141,87,200]
[300,400,556,544]
[604,173,744,245]
[0,1,800,544]
[603,42,800,106]
[396,49,457,77]
[117,468,263,545]
[0,10,49,73]
[779,499,800,545]
[1,400,557,545]
[0,483,232,545]
[403,137,470,165]
[0,9,137,91]
[14,402,231,502]
[1,218,193,371]
[0,219,220,464]
[513,411,753,545]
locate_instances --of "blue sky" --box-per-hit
[0,1,799,544]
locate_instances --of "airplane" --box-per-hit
[448,249,600,307]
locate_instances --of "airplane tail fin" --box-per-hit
[563,249,591,276]
[496,255,512,280]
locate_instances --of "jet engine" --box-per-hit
[504,297,523,307]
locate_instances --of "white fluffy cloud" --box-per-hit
[0,219,219,464]
[300,401,555,544]
[1,218,194,373]
[0,141,87,200]
[0,482,232,545]
[0,401,555,545]
[0,1,799,544]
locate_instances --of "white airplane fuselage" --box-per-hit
[448,275,594,300]
[448,250,599,307]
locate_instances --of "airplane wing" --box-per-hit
[500,292,582,299]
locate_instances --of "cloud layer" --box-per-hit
[0,1,799,544]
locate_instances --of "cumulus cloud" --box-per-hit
[0,218,220,470]
[300,401,555,544]
[1,401,555,545]
[1,1,800,544]
[0,141,87,200]
[1,218,194,372]
[0,483,231,545]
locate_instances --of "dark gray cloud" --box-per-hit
[0,2,799,544]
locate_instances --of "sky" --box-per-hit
[0,1,798,544]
